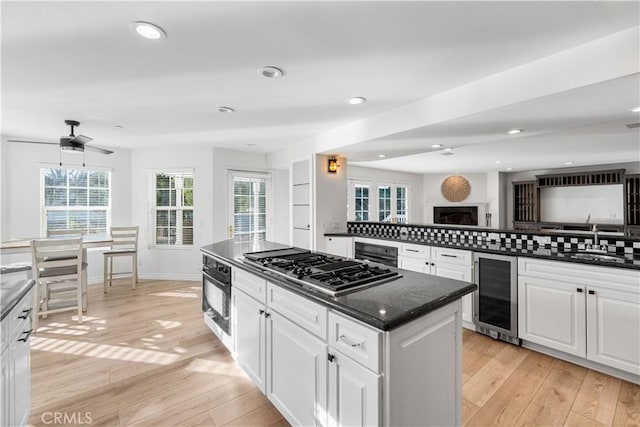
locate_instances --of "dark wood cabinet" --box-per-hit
[512,180,538,230]
[625,174,640,237]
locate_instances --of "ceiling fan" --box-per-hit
[8,120,114,155]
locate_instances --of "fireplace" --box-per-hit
[434,206,478,226]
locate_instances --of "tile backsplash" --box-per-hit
[346,222,640,256]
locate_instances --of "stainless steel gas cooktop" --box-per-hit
[243,247,400,296]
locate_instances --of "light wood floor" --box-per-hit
[28,280,639,427]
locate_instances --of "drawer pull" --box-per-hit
[18,307,33,320]
[405,249,419,253]
[18,329,33,343]
[259,309,265,316]
[588,290,596,295]
[577,288,583,293]
[339,334,362,348]
[441,254,458,258]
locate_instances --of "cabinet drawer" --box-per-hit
[233,268,267,303]
[9,290,33,339]
[400,243,429,258]
[328,311,381,373]
[432,247,472,266]
[267,283,327,340]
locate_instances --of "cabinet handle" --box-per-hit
[327,353,335,363]
[265,312,271,318]
[18,307,33,320]
[338,335,362,348]
[576,288,583,293]
[431,263,435,266]
[441,254,458,258]
[259,309,265,316]
[406,249,419,253]
[588,290,595,295]
[18,329,33,343]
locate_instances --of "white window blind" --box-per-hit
[232,175,268,242]
[40,168,111,236]
[152,170,194,246]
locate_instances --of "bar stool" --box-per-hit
[31,237,86,330]
[103,226,139,293]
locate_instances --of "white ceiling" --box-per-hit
[2,1,639,173]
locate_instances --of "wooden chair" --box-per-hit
[103,226,139,293]
[31,237,87,330]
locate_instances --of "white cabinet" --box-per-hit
[1,285,34,427]
[328,350,380,427]
[325,237,353,258]
[518,258,640,377]
[232,288,266,392]
[267,310,327,426]
[398,243,475,328]
[518,275,586,357]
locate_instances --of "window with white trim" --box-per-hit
[349,180,409,223]
[152,170,194,246]
[40,168,111,235]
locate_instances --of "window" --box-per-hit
[40,168,111,235]
[230,172,270,242]
[378,185,391,221]
[349,180,409,223]
[354,184,370,221]
[152,171,194,246]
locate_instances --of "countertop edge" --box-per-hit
[1,279,36,321]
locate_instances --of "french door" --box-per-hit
[228,171,271,241]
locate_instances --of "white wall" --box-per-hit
[423,173,489,224]
[314,154,348,252]
[0,140,132,281]
[348,165,424,223]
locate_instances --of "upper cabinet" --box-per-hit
[624,174,640,238]
[513,168,638,236]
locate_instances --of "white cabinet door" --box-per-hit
[518,276,586,357]
[325,237,353,258]
[10,332,30,427]
[328,350,380,427]
[432,262,474,326]
[586,286,640,375]
[1,348,10,427]
[267,310,327,427]
[233,289,266,392]
[398,256,430,274]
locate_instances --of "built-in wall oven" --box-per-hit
[473,252,519,345]
[202,254,231,336]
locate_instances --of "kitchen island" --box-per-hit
[201,239,476,427]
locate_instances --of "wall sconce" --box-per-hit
[327,157,339,174]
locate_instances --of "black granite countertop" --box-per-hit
[201,239,476,331]
[325,232,640,270]
[1,279,35,321]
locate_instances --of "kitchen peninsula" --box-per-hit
[201,239,476,427]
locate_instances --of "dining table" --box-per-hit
[1,234,114,310]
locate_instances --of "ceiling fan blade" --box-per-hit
[70,134,93,145]
[7,139,58,146]
[84,144,114,155]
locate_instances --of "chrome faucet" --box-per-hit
[592,224,599,248]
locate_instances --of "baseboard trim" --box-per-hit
[87,273,200,285]
[521,339,640,385]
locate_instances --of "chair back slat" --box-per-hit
[31,238,83,274]
[110,226,139,250]
[47,229,85,237]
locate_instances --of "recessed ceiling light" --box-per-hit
[565,161,574,165]
[443,147,453,152]
[431,144,443,148]
[508,129,523,134]
[217,106,235,114]
[506,167,513,171]
[347,97,366,105]
[131,21,166,40]
[259,66,284,79]
[632,107,640,113]
[377,154,387,158]
[494,160,502,164]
